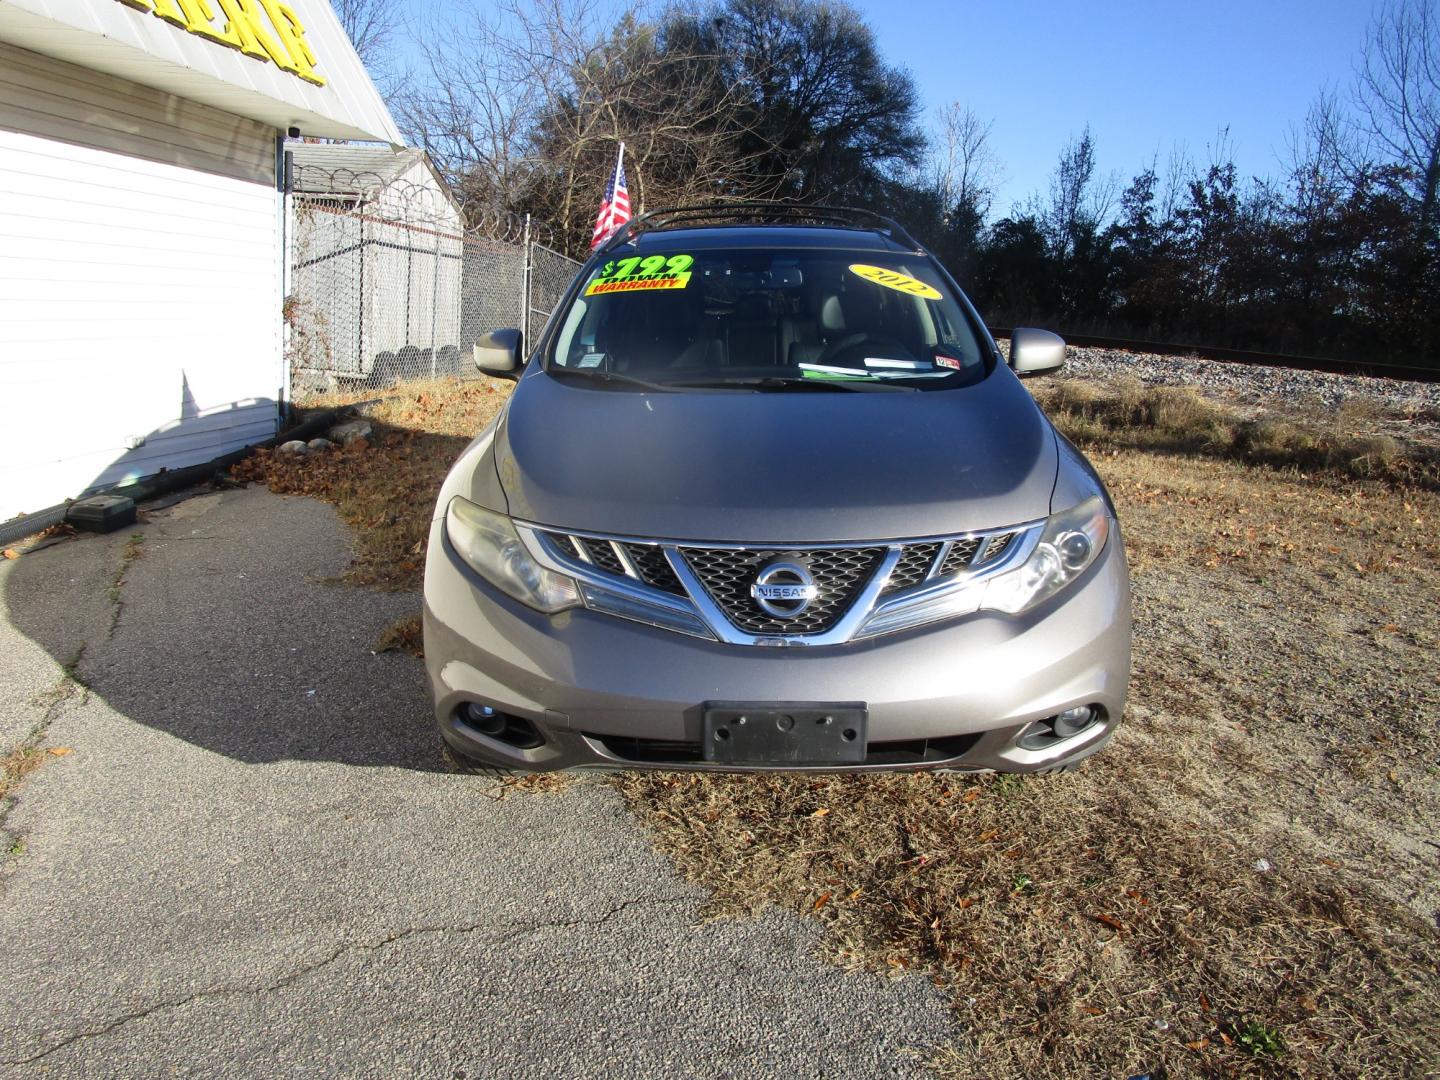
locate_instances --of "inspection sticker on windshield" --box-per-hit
[585,254,695,296]
[848,264,943,300]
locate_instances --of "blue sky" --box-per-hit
[397,0,1378,216]
[848,0,1377,212]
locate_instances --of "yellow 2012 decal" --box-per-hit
[585,254,695,296]
[848,264,943,300]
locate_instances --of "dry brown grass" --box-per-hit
[617,457,1440,1076]
[232,378,513,590]
[0,745,45,807]
[616,765,1435,1077]
[375,614,423,657]
[1036,377,1440,488]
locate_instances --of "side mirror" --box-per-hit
[474,328,523,380]
[1009,327,1066,377]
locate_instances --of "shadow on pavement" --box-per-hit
[3,484,439,771]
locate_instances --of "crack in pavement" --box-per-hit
[1,648,91,879]
[3,894,695,1066]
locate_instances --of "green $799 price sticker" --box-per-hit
[584,254,695,295]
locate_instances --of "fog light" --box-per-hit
[1052,705,1095,738]
[463,702,506,736]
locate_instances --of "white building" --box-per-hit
[0,0,402,518]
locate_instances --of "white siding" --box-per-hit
[0,45,282,517]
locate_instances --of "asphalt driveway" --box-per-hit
[0,487,954,1078]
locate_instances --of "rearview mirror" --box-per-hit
[1009,327,1066,377]
[474,328,523,380]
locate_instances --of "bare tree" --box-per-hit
[332,0,401,90]
[927,102,1001,220]
[395,0,765,248]
[392,0,563,215]
[532,5,764,238]
[1037,126,1118,258]
[1357,0,1440,229]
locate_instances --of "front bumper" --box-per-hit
[423,523,1131,773]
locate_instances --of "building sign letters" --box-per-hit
[116,0,325,86]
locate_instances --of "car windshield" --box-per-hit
[546,248,987,390]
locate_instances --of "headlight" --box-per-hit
[445,498,580,613]
[979,496,1109,615]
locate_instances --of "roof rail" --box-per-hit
[598,201,923,254]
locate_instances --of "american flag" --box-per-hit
[590,143,631,249]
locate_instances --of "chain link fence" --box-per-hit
[285,165,582,401]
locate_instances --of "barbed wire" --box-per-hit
[289,165,562,248]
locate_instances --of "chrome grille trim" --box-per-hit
[609,540,642,580]
[882,541,943,595]
[682,546,887,634]
[521,521,1044,646]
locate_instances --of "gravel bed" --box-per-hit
[999,339,1440,414]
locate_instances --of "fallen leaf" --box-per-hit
[812,892,831,910]
[1090,913,1126,933]
[1079,1005,1104,1016]
[961,788,980,803]
[1185,1038,1211,1051]
[810,807,831,818]
[1125,888,1150,905]
[1319,857,1342,869]
[956,897,974,910]
[1199,992,1212,1014]
[47,746,73,757]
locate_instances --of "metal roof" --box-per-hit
[0,0,403,144]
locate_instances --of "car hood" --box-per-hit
[490,367,1058,543]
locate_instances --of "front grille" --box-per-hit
[938,537,982,577]
[577,537,626,576]
[883,542,942,594]
[589,734,706,763]
[622,543,685,594]
[538,522,1031,643]
[977,532,1015,564]
[682,547,884,635]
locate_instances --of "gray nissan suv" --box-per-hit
[423,205,1130,773]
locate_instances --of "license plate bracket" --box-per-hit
[702,702,868,765]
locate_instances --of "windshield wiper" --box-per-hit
[672,376,917,393]
[546,366,674,393]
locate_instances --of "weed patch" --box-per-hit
[376,614,423,657]
[1034,377,1440,489]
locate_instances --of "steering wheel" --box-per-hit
[815,332,911,368]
